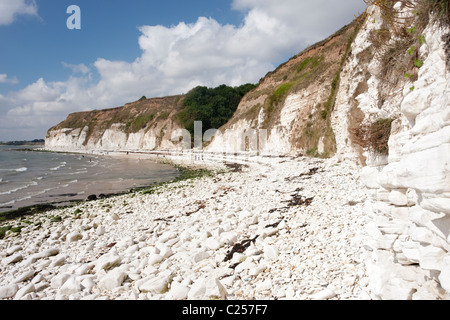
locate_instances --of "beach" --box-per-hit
[0,153,373,300]
[0,146,179,213]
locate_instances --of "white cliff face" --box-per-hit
[360,15,450,299]
[333,5,384,162]
[205,98,296,155]
[205,118,293,155]
[45,120,181,152]
[45,127,89,152]
[205,88,325,156]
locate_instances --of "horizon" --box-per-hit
[0,0,366,141]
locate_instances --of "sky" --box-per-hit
[0,0,366,141]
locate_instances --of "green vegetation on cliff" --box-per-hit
[177,83,257,137]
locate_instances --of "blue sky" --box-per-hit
[0,1,244,91]
[0,0,366,141]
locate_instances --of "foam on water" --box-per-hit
[0,181,38,195]
[49,162,67,171]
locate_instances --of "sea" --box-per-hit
[0,145,180,213]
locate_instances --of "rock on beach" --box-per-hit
[0,156,371,300]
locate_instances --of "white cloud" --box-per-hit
[62,62,91,75]
[89,0,365,100]
[1,0,366,140]
[232,0,365,40]
[0,73,18,84]
[0,76,96,139]
[13,78,61,102]
[0,0,38,26]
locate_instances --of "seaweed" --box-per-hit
[223,236,258,262]
[0,204,57,222]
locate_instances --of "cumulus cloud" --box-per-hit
[0,76,96,139]
[91,16,276,102]
[87,0,365,103]
[2,0,366,140]
[232,0,365,40]
[93,0,365,99]
[62,62,91,75]
[0,73,18,84]
[0,0,38,25]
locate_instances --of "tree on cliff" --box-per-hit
[177,83,256,137]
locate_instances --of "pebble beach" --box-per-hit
[0,154,373,300]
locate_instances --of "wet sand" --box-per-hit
[0,152,180,213]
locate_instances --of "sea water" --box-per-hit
[0,146,179,213]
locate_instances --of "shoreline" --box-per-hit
[0,151,227,223]
[0,152,373,300]
[0,148,194,218]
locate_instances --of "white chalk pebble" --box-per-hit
[0,155,371,301]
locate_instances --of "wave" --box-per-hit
[49,162,67,171]
[87,159,100,167]
[67,169,88,175]
[0,181,38,195]
[3,178,80,205]
[15,194,32,202]
[0,199,15,207]
[0,167,28,172]
[25,186,59,199]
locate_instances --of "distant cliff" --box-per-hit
[46,95,186,152]
[45,84,256,153]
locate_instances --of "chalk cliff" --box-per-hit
[45,95,185,152]
[205,21,359,156]
[45,1,450,299]
[357,6,450,299]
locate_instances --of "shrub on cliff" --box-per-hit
[177,83,256,137]
[352,118,394,155]
[362,0,450,80]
